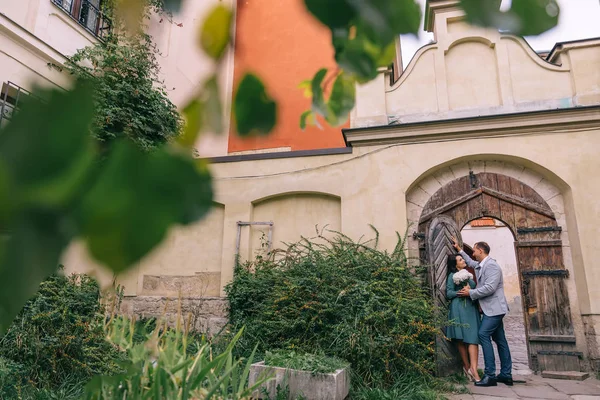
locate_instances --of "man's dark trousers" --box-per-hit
[479,313,512,378]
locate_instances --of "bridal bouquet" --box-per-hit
[452,269,473,286]
[453,269,473,306]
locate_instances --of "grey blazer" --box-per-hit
[459,251,509,317]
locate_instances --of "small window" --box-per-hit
[51,0,112,39]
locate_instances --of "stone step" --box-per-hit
[541,371,589,381]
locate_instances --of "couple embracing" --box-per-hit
[445,237,513,387]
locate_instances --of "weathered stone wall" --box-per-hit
[118,296,229,336]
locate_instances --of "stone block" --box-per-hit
[518,168,544,189]
[542,371,590,381]
[533,179,561,201]
[406,186,431,207]
[141,273,221,297]
[249,361,350,400]
[207,317,228,336]
[433,167,456,186]
[546,379,600,395]
[512,384,570,399]
[467,160,485,174]
[501,162,525,180]
[484,161,505,174]
[419,176,442,196]
[449,162,470,179]
[469,384,517,397]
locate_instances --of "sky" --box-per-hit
[400,0,600,67]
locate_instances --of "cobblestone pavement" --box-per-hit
[448,374,600,400]
[477,312,532,375]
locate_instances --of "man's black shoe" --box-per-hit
[496,376,513,386]
[474,376,497,387]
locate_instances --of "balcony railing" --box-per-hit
[52,0,112,39]
[0,82,33,127]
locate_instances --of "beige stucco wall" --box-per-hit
[0,0,234,156]
[353,5,600,127]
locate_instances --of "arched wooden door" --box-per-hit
[418,172,579,373]
[426,215,464,375]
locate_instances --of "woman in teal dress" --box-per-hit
[446,254,481,382]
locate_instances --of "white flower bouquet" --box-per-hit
[452,269,473,287]
[453,269,473,306]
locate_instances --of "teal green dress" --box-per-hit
[446,273,480,344]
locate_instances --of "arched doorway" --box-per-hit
[418,172,578,374]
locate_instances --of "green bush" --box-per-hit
[0,272,124,399]
[226,229,438,388]
[263,350,348,374]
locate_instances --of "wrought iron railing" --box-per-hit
[51,0,112,39]
[0,82,33,127]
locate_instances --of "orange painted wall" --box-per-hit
[228,0,347,153]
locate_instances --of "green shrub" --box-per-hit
[226,229,438,388]
[85,317,270,399]
[263,350,348,374]
[0,272,124,399]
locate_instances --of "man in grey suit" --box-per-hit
[452,237,513,387]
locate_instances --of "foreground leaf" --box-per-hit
[348,0,421,42]
[179,99,204,148]
[203,76,224,134]
[461,0,559,35]
[304,0,356,28]
[326,72,356,126]
[234,74,277,136]
[79,141,213,272]
[0,213,72,333]
[0,83,95,209]
[510,0,559,36]
[200,5,233,60]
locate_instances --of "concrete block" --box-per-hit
[542,371,590,381]
[249,361,350,400]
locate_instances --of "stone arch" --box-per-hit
[405,158,590,373]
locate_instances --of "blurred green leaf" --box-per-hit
[0,213,72,333]
[461,0,559,35]
[348,0,421,42]
[78,141,213,272]
[234,74,277,136]
[327,72,356,126]
[179,99,204,148]
[311,68,329,116]
[510,0,559,36]
[298,79,313,98]
[200,5,233,60]
[204,76,224,134]
[460,0,504,27]
[0,83,95,209]
[300,110,314,130]
[304,0,356,28]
